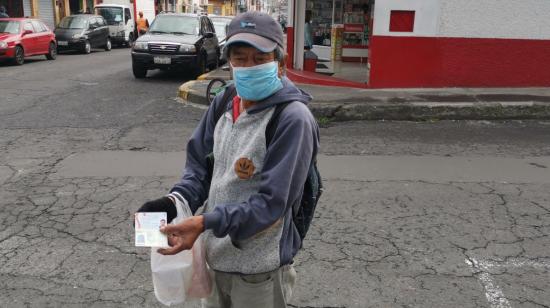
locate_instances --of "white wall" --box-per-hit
[438,0,550,40]
[373,0,550,40]
[373,0,440,37]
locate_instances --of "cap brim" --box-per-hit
[223,33,278,57]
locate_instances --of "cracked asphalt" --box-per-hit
[1,49,550,308]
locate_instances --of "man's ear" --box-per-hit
[278,54,288,77]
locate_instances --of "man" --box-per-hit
[137,11,319,308]
[136,11,148,36]
[0,6,9,18]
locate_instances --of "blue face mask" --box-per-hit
[231,61,284,102]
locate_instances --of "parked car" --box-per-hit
[54,14,111,54]
[131,13,219,78]
[95,4,135,47]
[0,18,57,65]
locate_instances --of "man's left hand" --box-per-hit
[157,215,205,255]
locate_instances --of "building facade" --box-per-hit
[288,0,550,88]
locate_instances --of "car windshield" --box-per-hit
[0,21,20,34]
[58,16,88,29]
[148,16,197,35]
[96,7,123,25]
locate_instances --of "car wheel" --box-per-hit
[14,46,24,65]
[132,62,147,78]
[82,40,91,54]
[46,42,57,60]
[105,38,112,51]
[194,54,206,78]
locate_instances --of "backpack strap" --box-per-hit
[265,102,292,146]
[213,84,237,123]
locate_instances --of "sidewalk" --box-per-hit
[178,67,550,121]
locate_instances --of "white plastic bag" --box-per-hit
[187,234,212,298]
[150,197,212,306]
[151,246,193,306]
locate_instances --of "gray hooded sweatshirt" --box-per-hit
[170,77,319,274]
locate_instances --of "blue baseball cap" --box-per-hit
[223,11,284,58]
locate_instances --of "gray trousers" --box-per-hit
[202,265,297,308]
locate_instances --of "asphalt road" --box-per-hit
[1,49,549,308]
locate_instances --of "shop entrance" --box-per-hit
[69,0,80,14]
[0,0,24,17]
[304,0,373,84]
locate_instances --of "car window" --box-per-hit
[148,15,198,35]
[0,21,21,34]
[96,7,123,25]
[99,17,107,26]
[125,8,131,22]
[23,22,34,32]
[90,18,100,28]
[31,20,46,32]
[59,16,88,29]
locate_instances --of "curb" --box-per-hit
[178,81,209,106]
[178,81,550,121]
[314,101,550,121]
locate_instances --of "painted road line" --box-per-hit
[466,257,550,308]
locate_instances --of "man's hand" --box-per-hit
[158,216,205,255]
[136,196,177,223]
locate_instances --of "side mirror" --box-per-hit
[22,29,33,36]
[204,32,214,39]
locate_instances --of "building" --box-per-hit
[287,0,550,88]
[207,0,237,16]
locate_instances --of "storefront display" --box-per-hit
[306,0,333,46]
[306,0,371,61]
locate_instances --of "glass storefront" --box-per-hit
[300,0,373,83]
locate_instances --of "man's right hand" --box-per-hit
[136,196,177,223]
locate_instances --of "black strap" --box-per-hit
[213,84,237,123]
[266,102,291,146]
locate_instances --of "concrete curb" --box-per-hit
[178,81,550,121]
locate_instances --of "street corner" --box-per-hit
[178,80,196,101]
[177,80,211,106]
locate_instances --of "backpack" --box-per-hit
[206,85,323,243]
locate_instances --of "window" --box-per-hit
[90,18,100,28]
[31,20,46,32]
[389,10,415,32]
[96,7,124,25]
[125,8,132,22]
[23,22,34,33]
[0,21,21,34]
[59,16,88,29]
[148,15,198,35]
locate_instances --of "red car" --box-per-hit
[0,18,57,65]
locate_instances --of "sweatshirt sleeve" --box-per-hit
[169,94,227,214]
[202,102,319,241]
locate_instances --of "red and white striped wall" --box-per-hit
[370,0,550,88]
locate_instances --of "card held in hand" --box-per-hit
[135,212,169,247]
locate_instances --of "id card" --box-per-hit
[134,212,169,247]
